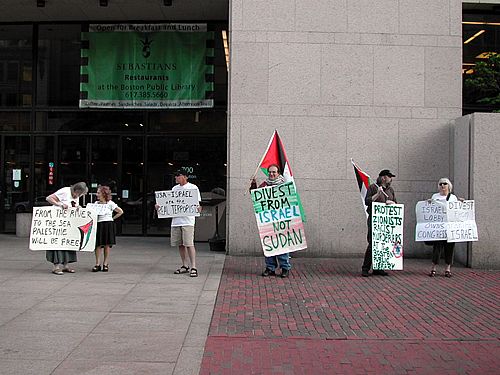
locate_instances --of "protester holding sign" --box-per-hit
[156,170,201,277]
[45,182,88,275]
[362,170,397,277]
[428,178,462,278]
[251,164,292,278]
[90,186,123,272]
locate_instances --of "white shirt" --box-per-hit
[54,187,79,207]
[94,201,118,223]
[432,192,458,202]
[171,182,201,227]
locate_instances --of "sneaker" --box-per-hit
[262,268,276,277]
[373,270,389,276]
[280,269,290,278]
[361,269,371,277]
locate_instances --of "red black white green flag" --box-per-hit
[255,130,293,182]
[351,159,371,218]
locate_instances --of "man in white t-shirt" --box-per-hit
[170,170,202,277]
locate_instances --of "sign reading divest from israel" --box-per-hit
[251,181,307,257]
[29,207,97,251]
[446,200,478,242]
[415,200,447,241]
[371,202,404,270]
[155,190,200,218]
[80,23,214,109]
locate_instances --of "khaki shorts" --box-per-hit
[170,226,195,247]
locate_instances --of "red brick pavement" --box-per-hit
[200,257,500,374]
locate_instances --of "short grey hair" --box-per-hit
[71,182,88,196]
[438,177,453,192]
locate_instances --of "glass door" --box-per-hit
[1,136,30,233]
[121,136,144,235]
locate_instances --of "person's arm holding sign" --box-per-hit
[46,193,68,209]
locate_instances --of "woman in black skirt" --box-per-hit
[92,185,123,272]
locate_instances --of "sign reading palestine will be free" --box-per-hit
[80,23,214,109]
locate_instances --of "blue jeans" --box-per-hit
[265,253,291,271]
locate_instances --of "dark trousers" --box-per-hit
[362,217,372,271]
[432,241,455,265]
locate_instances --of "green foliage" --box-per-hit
[464,53,500,111]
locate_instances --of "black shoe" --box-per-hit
[280,269,290,278]
[262,268,276,277]
[361,269,371,277]
[91,265,101,272]
[373,270,389,276]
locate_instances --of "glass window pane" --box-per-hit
[34,136,55,201]
[35,111,145,132]
[0,111,30,131]
[37,25,81,107]
[0,25,33,108]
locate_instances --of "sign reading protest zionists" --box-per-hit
[251,181,307,257]
[372,202,404,270]
[29,207,97,251]
[155,190,200,219]
[446,200,478,242]
[80,23,214,109]
[415,200,447,241]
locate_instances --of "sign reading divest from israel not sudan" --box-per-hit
[251,181,307,257]
[29,207,97,251]
[446,200,478,242]
[415,200,447,241]
[80,23,214,109]
[371,202,404,270]
[155,190,200,219]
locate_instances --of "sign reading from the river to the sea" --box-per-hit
[80,23,214,109]
[155,190,200,219]
[371,202,404,270]
[251,181,307,257]
[29,207,97,251]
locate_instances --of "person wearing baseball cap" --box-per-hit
[361,169,397,277]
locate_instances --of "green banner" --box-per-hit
[80,24,214,109]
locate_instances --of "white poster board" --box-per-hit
[372,202,404,270]
[86,202,112,216]
[415,200,447,241]
[446,200,478,242]
[29,207,97,251]
[155,189,200,219]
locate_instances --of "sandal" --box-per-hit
[62,268,75,273]
[52,269,63,275]
[190,268,198,277]
[102,265,109,272]
[174,265,190,274]
[92,265,101,272]
[444,271,452,278]
[429,270,436,277]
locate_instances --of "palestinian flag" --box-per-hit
[351,159,371,218]
[256,130,293,182]
[78,219,94,250]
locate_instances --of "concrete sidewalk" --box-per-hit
[0,234,225,375]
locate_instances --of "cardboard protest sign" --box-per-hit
[29,207,97,251]
[251,181,307,257]
[446,200,478,242]
[155,189,200,219]
[372,202,404,270]
[415,200,447,241]
[86,202,112,216]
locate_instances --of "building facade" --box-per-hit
[0,1,499,265]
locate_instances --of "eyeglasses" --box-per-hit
[269,171,278,174]
[439,182,448,186]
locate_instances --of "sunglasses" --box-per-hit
[439,182,448,186]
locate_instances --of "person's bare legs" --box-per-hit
[103,245,111,266]
[94,247,102,266]
[178,245,188,267]
[186,245,196,270]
